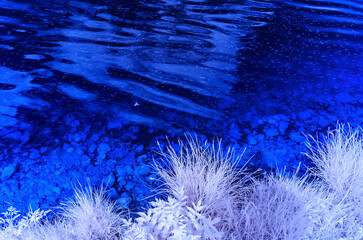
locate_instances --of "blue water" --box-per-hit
[0,0,362,214]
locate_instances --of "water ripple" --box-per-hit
[0,0,275,129]
[281,0,363,45]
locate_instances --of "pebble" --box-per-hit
[71,120,80,128]
[229,122,242,140]
[1,163,18,180]
[98,153,106,160]
[289,131,306,143]
[335,92,356,104]
[298,110,315,120]
[29,149,40,159]
[73,133,81,142]
[135,145,144,153]
[247,134,264,145]
[40,146,48,153]
[1,89,360,221]
[89,143,97,153]
[278,121,289,135]
[66,147,74,153]
[98,143,111,154]
[107,187,119,199]
[265,127,279,138]
[137,154,147,163]
[81,155,91,166]
[135,165,151,176]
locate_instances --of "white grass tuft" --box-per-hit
[304,123,363,239]
[239,171,323,240]
[0,186,127,240]
[305,123,363,199]
[2,125,363,239]
[56,185,126,240]
[153,136,251,238]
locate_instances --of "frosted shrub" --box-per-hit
[153,136,250,238]
[0,187,126,240]
[305,124,363,199]
[56,185,126,240]
[239,173,321,240]
[0,206,49,239]
[124,187,223,240]
[1,125,363,239]
[305,124,363,239]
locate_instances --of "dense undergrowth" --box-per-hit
[1,124,362,239]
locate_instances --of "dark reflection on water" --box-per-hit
[0,0,275,137]
[234,0,363,115]
[0,0,362,144]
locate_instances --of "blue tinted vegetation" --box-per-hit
[0,0,362,226]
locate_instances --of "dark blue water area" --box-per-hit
[0,0,362,215]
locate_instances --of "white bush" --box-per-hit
[1,125,362,239]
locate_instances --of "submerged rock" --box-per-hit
[1,163,18,181]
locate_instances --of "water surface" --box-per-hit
[0,0,362,213]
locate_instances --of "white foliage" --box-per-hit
[0,206,49,239]
[1,126,363,239]
[153,136,248,238]
[125,187,223,240]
